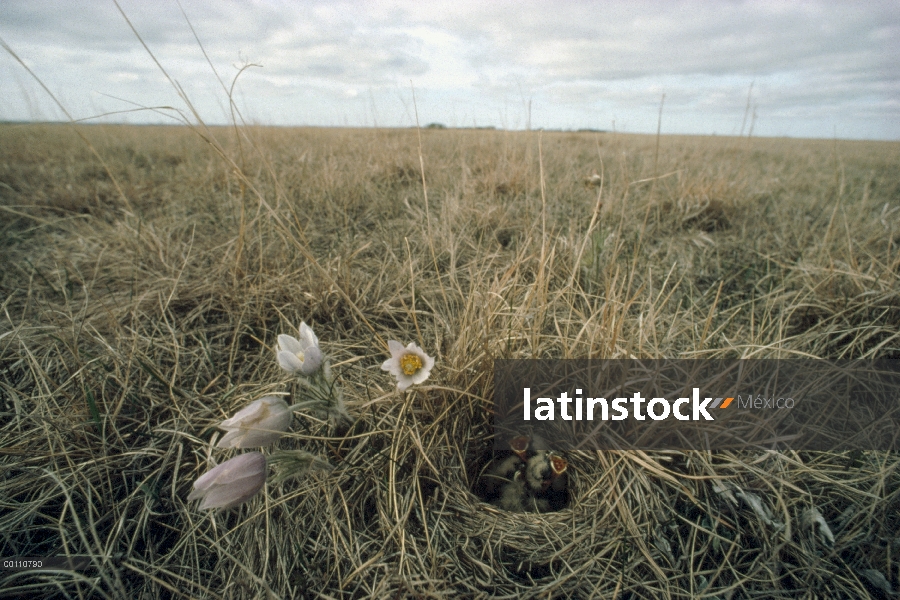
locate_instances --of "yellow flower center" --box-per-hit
[294,350,305,363]
[400,353,422,375]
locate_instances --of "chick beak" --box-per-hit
[549,454,567,477]
[548,453,569,493]
[508,435,531,461]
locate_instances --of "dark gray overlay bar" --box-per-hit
[493,360,900,451]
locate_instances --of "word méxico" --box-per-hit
[522,388,728,421]
[736,394,795,409]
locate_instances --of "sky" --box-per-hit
[1,1,898,140]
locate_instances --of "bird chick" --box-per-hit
[523,487,551,513]
[482,439,568,512]
[525,451,568,494]
[480,454,524,499]
[549,453,568,481]
[480,436,530,499]
[525,451,552,493]
[495,471,553,513]
[508,435,531,461]
[496,470,527,512]
[495,471,551,512]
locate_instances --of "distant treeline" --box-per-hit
[424,123,609,133]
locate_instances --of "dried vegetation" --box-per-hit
[1,123,899,598]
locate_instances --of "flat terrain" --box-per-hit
[2,124,899,597]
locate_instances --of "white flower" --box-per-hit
[216,396,292,448]
[277,321,323,375]
[381,340,435,391]
[188,452,267,510]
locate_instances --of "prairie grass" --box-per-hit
[1,121,899,598]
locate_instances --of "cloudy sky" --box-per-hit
[2,1,898,139]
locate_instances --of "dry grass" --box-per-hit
[1,121,899,598]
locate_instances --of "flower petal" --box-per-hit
[381,357,400,376]
[229,428,281,449]
[409,368,432,386]
[216,396,292,448]
[190,452,259,492]
[298,322,319,349]
[219,399,266,429]
[189,452,267,510]
[300,346,323,375]
[277,350,304,374]
[216,429,244,448]
[277,334,304,355]
[199,475,263,509]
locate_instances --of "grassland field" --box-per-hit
[1,123,899,598]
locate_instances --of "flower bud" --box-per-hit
[188,452,267,510]
[216,396,292,448]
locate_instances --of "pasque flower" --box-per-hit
[277,322,323,376]
[381,340,435,391]
[188,452,267,510]
[216,396,292,448]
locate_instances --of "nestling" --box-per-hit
[480,453,524,498]
[525,450,568,494]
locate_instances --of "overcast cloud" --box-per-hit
[2,0,898,139]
